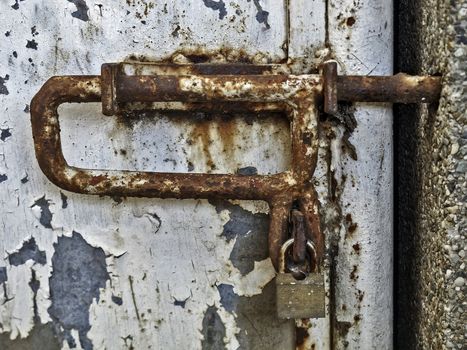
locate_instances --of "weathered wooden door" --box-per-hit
[0,1,393,349]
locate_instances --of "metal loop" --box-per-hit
[279,238,318,275]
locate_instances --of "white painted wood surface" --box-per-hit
[0,0,393,349]
[328,1,394,348]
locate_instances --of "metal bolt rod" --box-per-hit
[115,74,441,105]
[115,74,320,103]
[337,74,442,103]
[322,60,441,114]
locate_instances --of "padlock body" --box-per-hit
[276,272,325,319]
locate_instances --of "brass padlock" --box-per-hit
[275,238,325,319]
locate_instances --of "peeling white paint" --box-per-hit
[1,264,34,339]
[228,259,276,297]
[229,200,269,215]
[0,0,290,346]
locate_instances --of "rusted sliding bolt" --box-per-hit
[30,61,441,271]
[322,60,442,115]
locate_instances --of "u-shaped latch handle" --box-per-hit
[30,63,324,269]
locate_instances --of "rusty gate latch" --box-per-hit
[30,61,441,272]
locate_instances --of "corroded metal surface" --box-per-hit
[323,61,338,115]
[102,62,287,116]
[322,60,441,115]
[336,74,442,103]
[30,66,323,270]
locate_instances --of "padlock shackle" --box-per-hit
[279,238,318,274]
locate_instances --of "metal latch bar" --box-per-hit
[322,61,441,114]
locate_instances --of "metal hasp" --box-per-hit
[30,61,442,270]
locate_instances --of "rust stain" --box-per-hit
[124,47,261,66]
[348,222,358,234]
[330,171,338,202]
[342,131,358,160]
[346,17,356,27]
[216,114,237,161]
[295,326,309,348]
[357,290,364,302]
[89,174,108,186]
[189,117,215,171]
[345,213,358,237]
[349,265,358,281]
[336,321,352,337]
[295,319,314,350]
[352,243,361,254]
[186,112,243,172]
